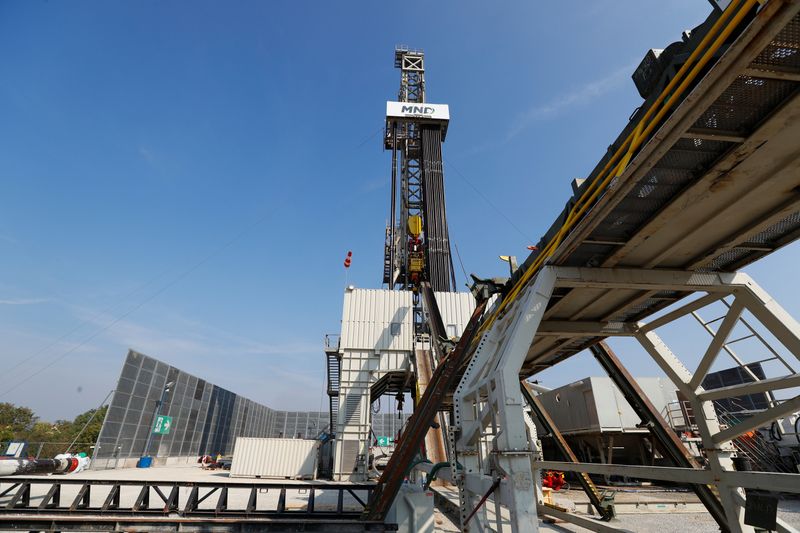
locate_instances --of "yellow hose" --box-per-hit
[473,0,757,341]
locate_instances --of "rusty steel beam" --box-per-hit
[415,348,449,483]
[363,294,488,521]
[521,381,614,520]
[589,341,729,532]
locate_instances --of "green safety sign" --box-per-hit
[376,436,394,447]
[153,415,173,435]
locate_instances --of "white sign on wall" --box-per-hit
[386,101,450,121]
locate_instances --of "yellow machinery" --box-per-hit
[407,215,424,286]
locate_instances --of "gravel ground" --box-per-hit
[548,491,800,532]
[432,486,800,532]
[547,500,800,533]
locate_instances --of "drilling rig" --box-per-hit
[327,46,469,484]
[383,46,457,330]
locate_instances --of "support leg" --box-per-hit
[590,341,728,529]
[636,331,751,533]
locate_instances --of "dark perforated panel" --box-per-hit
[752,15,800,70]
[748,211,800,245]
[693,76,797,133]
[96,350,279,461]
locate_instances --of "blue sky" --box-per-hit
[2,1,798,421]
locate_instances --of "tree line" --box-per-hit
[0,402,108,457]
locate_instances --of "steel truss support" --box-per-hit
[394,48,427,333]
[453,266,800,533]
[396,47,424,286]
[386,47,455,325]
[453,268,557,532]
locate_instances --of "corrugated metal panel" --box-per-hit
[230,437,318,479]
[591,377,629,431]
[340,440,360,477]
[340,288,413,351]
[433,291,475,338]
[535,377,678,435]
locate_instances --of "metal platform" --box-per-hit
[0,477,392,532]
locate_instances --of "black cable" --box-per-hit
[453,243,470,289]
[443,158,536,244]
[3,123,384,398]
[355,125,385,150]
[1,267,173,381]
[0,209,274,399]
[770,420,782,441]
[795,415,800,445]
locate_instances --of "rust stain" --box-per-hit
[709,172,734,192]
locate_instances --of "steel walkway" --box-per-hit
[0,477,391,532]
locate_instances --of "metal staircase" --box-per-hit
[382,226,392,285]
[324,335,341,435]
[716,403,794,473]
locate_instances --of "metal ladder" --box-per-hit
[691,298,800,458]
[692,296,798,405]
